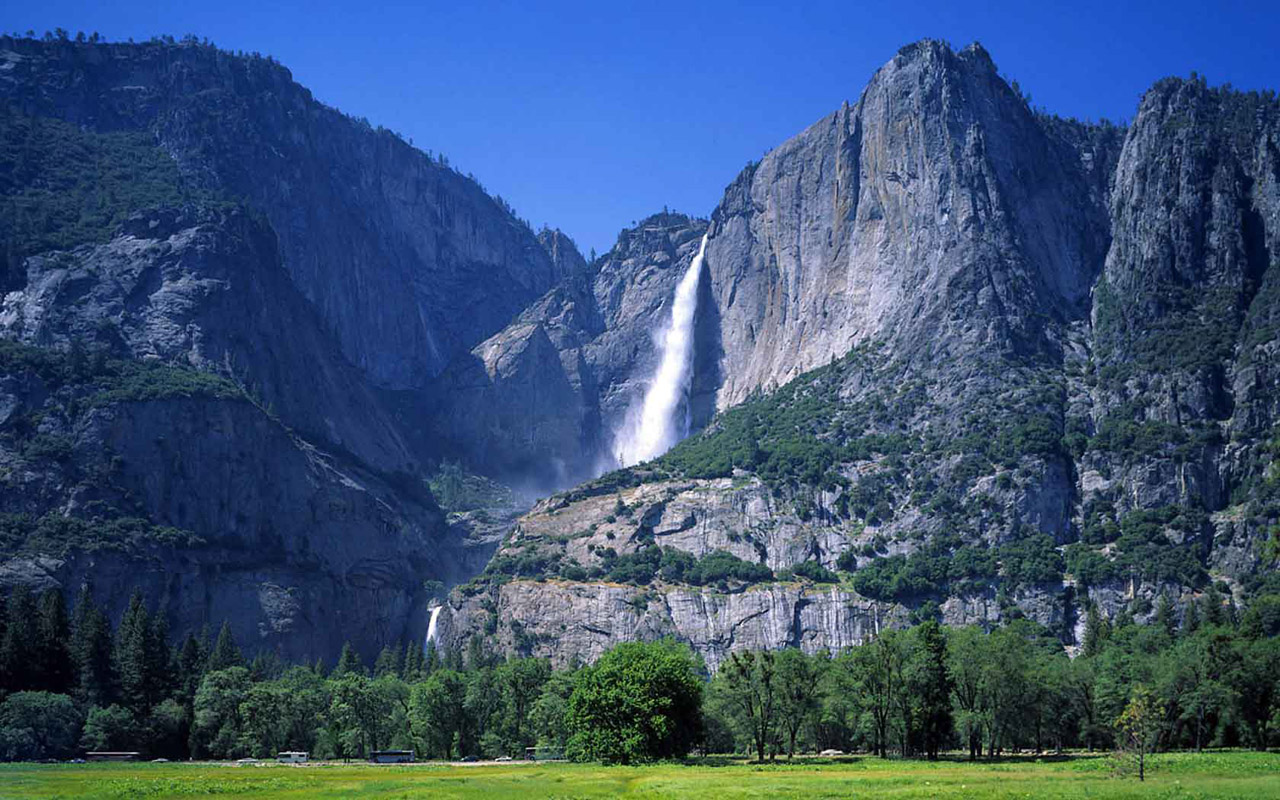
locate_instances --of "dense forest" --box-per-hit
[1,584,1277,763]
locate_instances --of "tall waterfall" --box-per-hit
[424,605,442,649]
[614,233,708,467]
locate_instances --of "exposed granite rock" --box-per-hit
[433,214,712,484]
[440,580,911,672]
[0,207,414,473]
[0,37,565,389]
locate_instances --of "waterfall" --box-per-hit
[614,233,709,467]
[424,605,442,650]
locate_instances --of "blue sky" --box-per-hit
[7,1,1279,257]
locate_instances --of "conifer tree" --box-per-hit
[176,632,206,704]
[1154,594,1178,639]
[71,585,114,707]
[1082,603,1107,657]
[1183,601,1201,635]
[111,592,173,713]
[374,644,402,678]
[333,642,363,677]
[207,621,244,671]
[0,586,38,692]
[35,590,73,694]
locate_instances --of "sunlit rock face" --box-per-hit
[443,42,1280,668]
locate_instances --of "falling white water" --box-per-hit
[424,605,442,649]
[614,233,709,467]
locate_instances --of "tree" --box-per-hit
[947,626,988,760]
[374,645,403,678]
[565,640,704,763]
[1082,603,1110,657]
[0,586,38,693]
[905,621,952,760]
[81,704,139,752]
[859,632,903,758]
[497,658,551,755]
[189,667,252,759]
[70,587,114,707]
[409,669,467,759]
[113,592,169,713]
[529,667,576,750]
[1114,685,1165,781]
[333,642,363,678]
[327,673,391,758]
[207,622,244,671]
[34,590,72,694]
[774,649,819,759]
[714,650,776,762]
[0,692,81,761]
[1233,637,1280,750]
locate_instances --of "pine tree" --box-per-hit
[1201,585,1225,627]
[114,591,155,712]
[1082,603,1107,657]
[333,642,363,677]
[71,586,114,706]
[1183,601,1201,635]
[207,621,244,671]
[35,590,73,694]
[402,641,424,681]
[0,586,38,692]
[176,632,206,703]
[1154,594,1178,639]
[374,644,402,678]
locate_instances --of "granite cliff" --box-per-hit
[440,43,1280,667]
[3,35,1279,667]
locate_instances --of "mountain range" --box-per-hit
[1,34,1277,666]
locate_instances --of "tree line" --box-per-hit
[0,584,1277,763]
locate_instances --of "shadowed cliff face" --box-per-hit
[0,37,564,390]
[431,214,714,486]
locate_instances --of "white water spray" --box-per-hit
[424,605,442,649]
[614,233,709,467]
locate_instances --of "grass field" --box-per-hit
[1,751,1277,799]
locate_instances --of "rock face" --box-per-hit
[443,44,1280,667]
[432,213,713,485]
[4,34,1280,668]
[0,37,565,389]
[706,41,1115,406]
[0,36,551,661]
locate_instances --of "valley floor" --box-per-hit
[1,751,1277,799]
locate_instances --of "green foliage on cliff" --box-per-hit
[0,338,244,407]
[657,349,917,490]
[0,512,202,560]
[0,106,224,288]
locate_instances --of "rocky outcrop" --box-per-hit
[440,580,911,672]
[0,207,414,473]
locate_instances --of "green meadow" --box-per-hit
[2,751,1278,799]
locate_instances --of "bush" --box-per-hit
[788,560,839,583]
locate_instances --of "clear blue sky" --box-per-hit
[8,1,1280,257]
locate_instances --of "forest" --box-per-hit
[1,583,1277,764]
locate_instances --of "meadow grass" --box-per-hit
[0,751,1277,799]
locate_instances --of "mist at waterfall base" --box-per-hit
[612,234,709,468]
